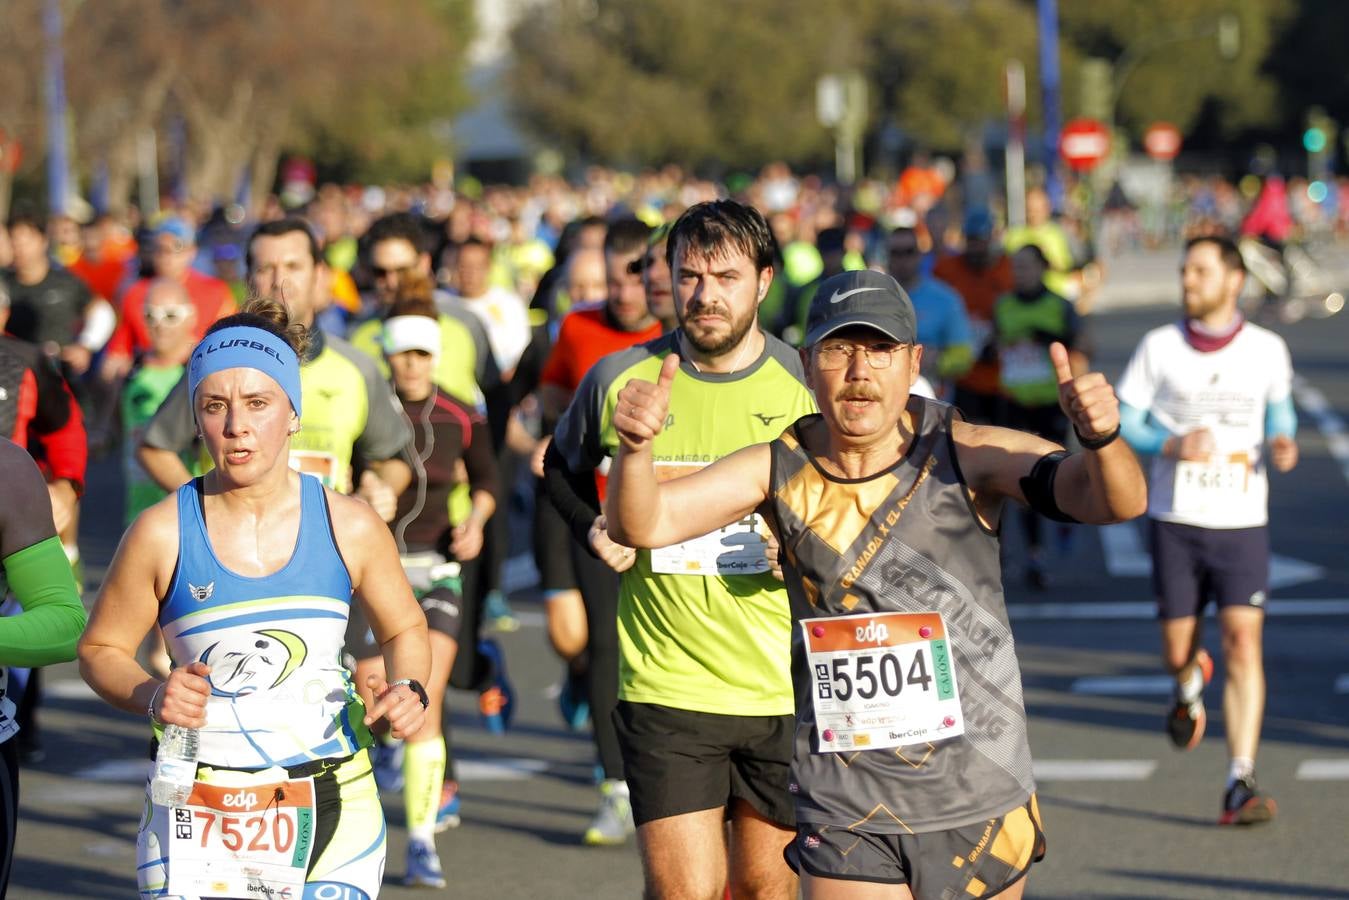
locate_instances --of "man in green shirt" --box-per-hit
[994,243,1089,588]
[347,212,498,408]
[551,200,815,899]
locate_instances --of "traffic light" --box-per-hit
[1304,107,1337,179]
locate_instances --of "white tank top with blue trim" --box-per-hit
[159,473,370,769]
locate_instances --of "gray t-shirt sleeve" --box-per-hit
[140,373,197,453]
[347,346,412,463]
[552,363,608,473]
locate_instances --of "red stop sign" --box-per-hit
[1144,122,1182,161]
[0,130,21,175]
[1059,118,1111,172]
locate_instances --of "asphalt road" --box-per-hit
[10,271,1349,899]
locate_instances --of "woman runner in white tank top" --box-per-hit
[80,299,430,899]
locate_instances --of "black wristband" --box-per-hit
[389,678,429,710]
[1075,424,1120,450]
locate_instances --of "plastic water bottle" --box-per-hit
[150,724,200,807]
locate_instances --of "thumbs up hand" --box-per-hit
[615,353,680,452]
[1051,342,1120,445]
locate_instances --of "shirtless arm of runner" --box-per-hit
[79,499,212,728]
[605,354,772,548]
[328,491,430,739]
[957,342,1147,526]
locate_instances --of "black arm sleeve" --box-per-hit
[463,418,500,501]
[542,437,603,551]
[28,352,71,435]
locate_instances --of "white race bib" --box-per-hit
[1172,455,1250,519]
[803,611,964,753]
[648,462,770,576]
[649,516,770,576]
[166,778,316,898]
[969,319,995,357]
[1000,341,1054,387]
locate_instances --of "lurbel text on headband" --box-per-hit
[188,325,304,418]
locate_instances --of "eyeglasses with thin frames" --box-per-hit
[814,341,904,372]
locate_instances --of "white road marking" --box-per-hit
[31,783,146,807]
[1070,676,1174,695]
[73,758,151,782]
[514,609,545,628]
[1268,554,1327,591]
[46,679,98,700]
[1293,374,1349,487]
[1296,759,1349,780]
[70,752,554,786]
[1008,598,1349,620]
[1033,759,1157,780]
[1334,674,1349,694]
[1012,600,1156,619]
[454,756,552,782]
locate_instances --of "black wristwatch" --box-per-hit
[1075,424,1120,451]
[389,678,429,710]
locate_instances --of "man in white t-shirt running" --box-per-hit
[1117,235,1298,826]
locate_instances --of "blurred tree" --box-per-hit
[1,0,473,215]
[858,0,1040,152]
[0,3,43,217]
[63,1,182,215]
[1263,0,1349,140]
[508,0,847,169]
[1057,0,1295,141]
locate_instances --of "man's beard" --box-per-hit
[679,300,757,356]
[1183,290,1224,320]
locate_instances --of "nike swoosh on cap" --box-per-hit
[829,286,888,304]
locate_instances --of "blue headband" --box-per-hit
[188,326,303,418]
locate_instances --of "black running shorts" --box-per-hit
[613,700,795,828]
[533,483,578,594]
[785,795,1046,893]
[1150,520,1270,620]
[345,585,465,660]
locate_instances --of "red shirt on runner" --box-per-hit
[541,307,663,394]
[105,269,237,362]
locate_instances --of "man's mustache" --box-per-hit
[685,303,729,320]
[835,386,882,402]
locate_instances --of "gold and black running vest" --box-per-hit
[767,396,1035,833]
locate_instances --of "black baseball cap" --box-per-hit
[804,270,917,347]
